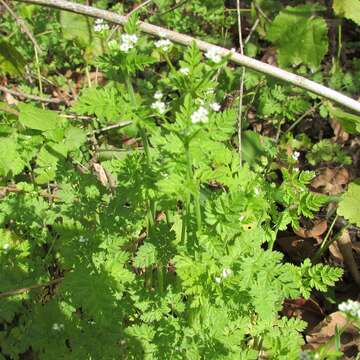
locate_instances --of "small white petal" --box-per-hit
[210,102,221,112]
[214,277,221,284]
[205,48,223,64]
[151,100,166,114]
[154,91,163,100]
[155,39,172,52]
[179,67,190,75]
[221,268,232,278]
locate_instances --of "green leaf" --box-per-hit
[328,105,360,134]
[63,126,87,152]
[134,243,158,268]
[18,103,59,131]
[0,138,25,177]
[338,181,360,226]
[0,39,26,76]
[333,0,360,25]
[267,5,328,69]
[60,12,92,47]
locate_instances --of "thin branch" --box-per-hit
[89,120,133,135]
[127,0,152,18]
[0,85,65,104]
[0,0,42,54]
[337,229,360,287]
[0,277,63,299]
[244,18,259,45]
[13,0,360,114]
[236,0,245,167]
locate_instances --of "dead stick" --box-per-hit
[13,0,360,114]
[0,85,64,104]
[0,277,64,299]
[337,229,360,287]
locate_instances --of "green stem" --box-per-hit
[124,73,155,225]
[313,215,338,261]
[163,52,176,73]
[157,265,164,295]
[34,47,43,99]
[184,140,201,233]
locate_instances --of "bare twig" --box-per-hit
[0,85,65,104]
[127,0,152,18]
[244,18,259,45]
[337,229,360,287]
[13,0,360,114]
[236,0,245,167]
[284,102,322,135]
[0,0,42,54]
[0,277,63,299]
[89,120,133,135]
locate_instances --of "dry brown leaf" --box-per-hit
[305,311,360,357]
[4,92,18,105]
[277,235,317,262]
[92,163,108,187]
[294,220,328,240]
[282,298,324,332]
[311,167,350,195]
[330,118,349,143]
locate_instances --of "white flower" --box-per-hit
[205,47,222,63]
[119,33,138,53]
[292,151,300,160]
[179,67,190,75]
[151,100,166,114]
[154,91,163,100]
[52,323,64,331]
[206,88,215,95]
[94,19,109,33]
[210,102,221,112]
[191,106,209,124]
[214,277,221,284]
[294,167,300,172]
[3,243,10,252]
[121,34,138,45]
[221,268,232,278]
[339,300,360,319]
[120,42,133,53]
[79,236,88,243]
[158,30,168,38]
[155,39,172,52]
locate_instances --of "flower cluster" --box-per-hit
[119,34,139,53]
[191,106,209,124]
[155,39,172,52]
[210,102,221,112]
[205,47,223,63]
[292,151,300,161]
[191,101,221,124]
[94,19,109,33]
[79,236,88,244]
[339,299,360,319]
[3,243,10,253]
[52,323,65,331]
[179,67,190,75]
[215,268,233,284]
[151,92,166,114]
